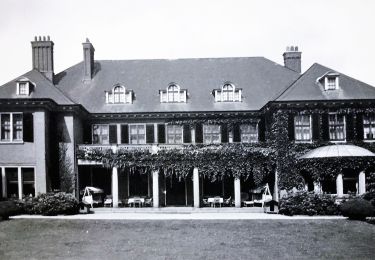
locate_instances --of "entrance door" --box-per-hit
[165,175,193,206]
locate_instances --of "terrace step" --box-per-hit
[92,207,264,214]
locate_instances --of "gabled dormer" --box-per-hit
[318,71,340,91]
[16,77,34,96]
[213,82,242,102]
[105,84,133,104]
[160,83,187,103]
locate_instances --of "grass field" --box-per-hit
[0,219,374,259]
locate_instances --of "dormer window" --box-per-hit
[214,83,241,102]
[105,85,133,104]
[160,83,187,103]
[16,77,33,96]
[318,72,339,91]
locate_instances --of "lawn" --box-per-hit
[0,219,374,260]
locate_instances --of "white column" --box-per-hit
[116,124,121,145]
[191,128,196,144]
[234,178,241,208]
[358,171,366,195]
[112,167,119,207]
[1,167,7,198]
[336,174,343,197]
[18,167,23,200]
[193,167,200,208]
[313,182,321,194]
[154,124,158,143]
[152,170,159,208]
[274,169,279,202]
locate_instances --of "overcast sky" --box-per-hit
[0,0,374,86]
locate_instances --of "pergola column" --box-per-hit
[1,167,6,198]
[313,182,321,194]
[112,167,119,208]
[152,170,159,208]
[17,167,23,200]
[234,178,241,208]
[358,171,366,195]
[274,169,279,201]
[193,167,200,208]
[336,174,343,197]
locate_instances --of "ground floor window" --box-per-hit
[321,178,336,194]
[343,169,358,194]
[2,167,35,199]
[6,168,18,198]
[22,168,35,197]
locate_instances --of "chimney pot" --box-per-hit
[31,36,54,82]
[283,45,302,73]
[47,36,50,41]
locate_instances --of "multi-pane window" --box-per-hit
[222,84,234,101]
[92,124,109,144]
[113,86,125,103]
[0,113,23,142]
[329,114,346,141]
[203,125,221,144]
[160,84,187,103]
[326,77,336,90]
[294,115,311,141]
[129,124,146,144]
[106,85,133,104]
[240,124,258,143]
[166,125,183,144]
[324,75,339,91]
[18,82,28,95]
[363,115,375,140]
[214,83,241,102]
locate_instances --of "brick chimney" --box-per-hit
[283,46,301,73]
[31,36,54,82]
[82,38,95,82]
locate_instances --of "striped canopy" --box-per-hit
[299,145,375,159]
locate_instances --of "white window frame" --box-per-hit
[0,113,23,143]
[240,123,259,143]
[160,84,187,103]
[363,114,375,141]
[203,124,221,144]
[324,75,339,91]
[1,166,36,199]
[214,83,242,102]
[92,124,109,145]
[105,85,133,104]
[294,115,312,142]
[16,78,32,96]
[166,125,183,144]
[328,113,346,142]
[128,124,146,144]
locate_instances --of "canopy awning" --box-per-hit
[299,144,375,159]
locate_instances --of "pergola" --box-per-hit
[298,144,375,196]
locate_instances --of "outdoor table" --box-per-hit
[128,197,145,207]
[207,197,223,207]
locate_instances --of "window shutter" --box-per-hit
[146,124,154,144]
[233,123,241,142]
[183,125,191,143]
[157,124,165,143]
[121,124,129,144]
[258,118,265,142]
[221,124,228,143]
[23,113,34,142]
[346,114,354,141]
[321,114,330,141]
[288,114,295,141]
[195,124,203,143]
[312,114,320,141]
[109,125,117,144]
[356,113,364,141]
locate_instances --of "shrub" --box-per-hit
[279,191,340,216]
[340,199,374,220]
[18,192,79,216]
[0,201,22,220]
[362,191,375,209]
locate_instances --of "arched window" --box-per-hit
[222,84,234,101]
[168,84,180,102]
[113,86,125,103]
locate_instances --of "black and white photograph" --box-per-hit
[0,0,374,259]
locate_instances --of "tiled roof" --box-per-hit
[54,57,299,113]
[275,63,375,102]
[0,70,75,105]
